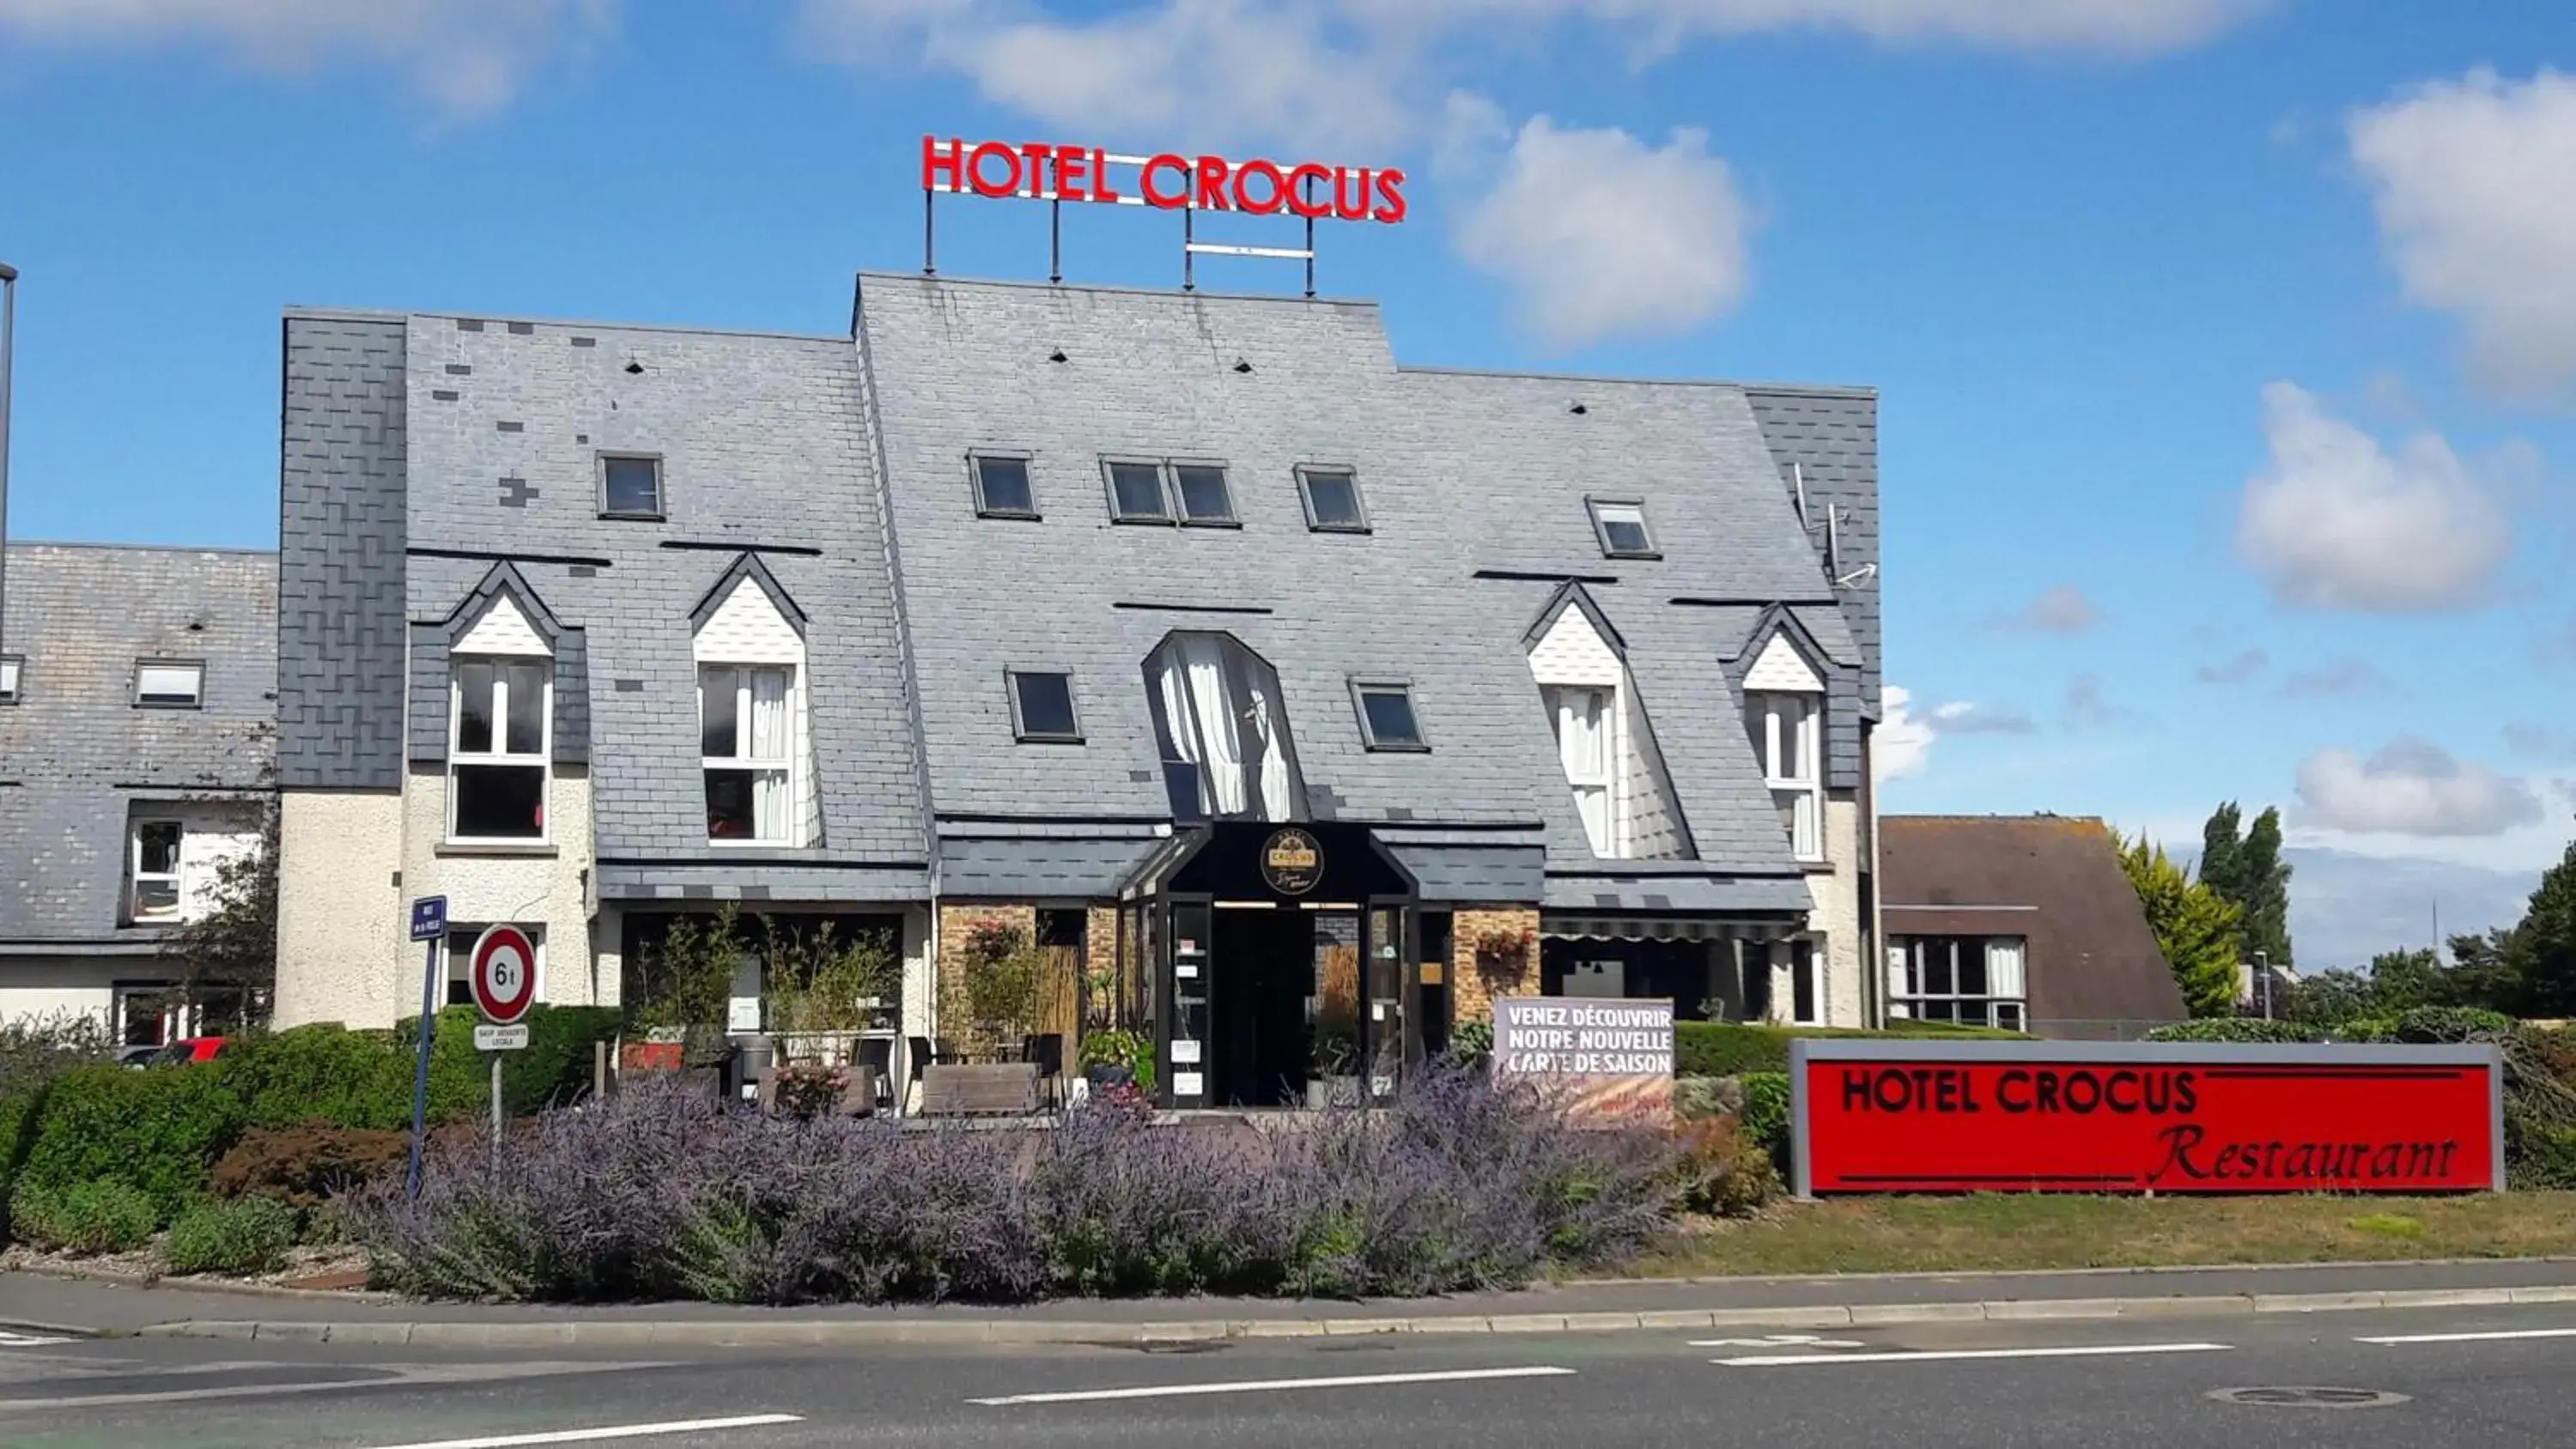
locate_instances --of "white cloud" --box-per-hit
[2348,69,2576,397]
[1998,583,2105,633]
[2277,656,2391,699]
[0,0,613,113]
[2192,647,2268,685]
[1453,116,1753,349]
[2294,737,2545,839]
[1925,700,2035,736]
[802,0,1414,154]
[1345,0,2262,58]
[2234,381,2515,613]
[1875,685,1935,783]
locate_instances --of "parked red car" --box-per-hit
[145,1036,228,1066]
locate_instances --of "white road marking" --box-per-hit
[1692,1335,1865,1349]
[2359,1328,2576,1346]
[361,1416,804,1449]
[0,1334,70,1348]
[969,1365,1577,1406]
[1716,1343,2232,1367]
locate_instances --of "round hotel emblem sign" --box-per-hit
[1260,828,1324,896]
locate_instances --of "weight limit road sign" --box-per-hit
[468,925,538,1026]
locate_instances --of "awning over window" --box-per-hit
[1544,915,1803,944]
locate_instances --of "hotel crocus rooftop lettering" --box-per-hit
[922,136,1409,223]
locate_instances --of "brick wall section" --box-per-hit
[1450,906,1540,1024]
[1085,906,1120,1027]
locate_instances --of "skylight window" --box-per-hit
[1352,680,1427,752]
[599,454,665,519]
[970,454,1038,518]
[1172,465,1236,525]
[1009,670,1083,743]
[1588,499,1656,559]
[1297,467,1368,532]
[134,660,204,709]
[1106,461,1171,523]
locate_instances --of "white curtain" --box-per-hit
[1151,653,1211,815]
[749,669,791,841]
[1556,688,1612,854]
[1180,636,1245,816]
[1249,689,1292,821]
[1985,938,2027,1000]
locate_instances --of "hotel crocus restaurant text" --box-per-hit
[922,136,1409,224]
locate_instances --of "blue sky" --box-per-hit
[0,0,2569,961]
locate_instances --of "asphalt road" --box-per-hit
[0,1305,2572,1447]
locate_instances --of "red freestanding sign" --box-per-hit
[1792,1040,2504,1196]
[467,925,538,1027]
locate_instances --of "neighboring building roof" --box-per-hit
[1880,814,2188,1034]
[854,274,1872,903]
[0,543,276,944]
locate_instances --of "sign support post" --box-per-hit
[489,1053,503,1172]
[465,923,538,1169]
[404,896,448,1202]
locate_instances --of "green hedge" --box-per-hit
[16,1064,245,1223]
[1673,1021,2023,1078]
[397,1005,620,1120]
[2141,1019,2324,1045]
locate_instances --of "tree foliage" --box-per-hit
[157,799,278,1024]
[2198,800,2293,972]
[2510,842,2576,1018]
[2116,831,2245,1018]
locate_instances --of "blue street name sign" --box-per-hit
[410,896,448,943]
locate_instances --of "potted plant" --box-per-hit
[1470,922,1536,991]
[1078,1028,1154,1093]
[626,906,743,1072]
[957,920,1044,1060]
[761,918,900,1064]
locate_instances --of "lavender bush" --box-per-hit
[346,1067,1686,1304]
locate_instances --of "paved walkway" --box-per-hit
[7,1256,2575,1345]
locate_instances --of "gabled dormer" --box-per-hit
[690,555,817,847]
[1523,584,1691,860]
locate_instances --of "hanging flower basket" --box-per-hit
[1471,924,1537,985]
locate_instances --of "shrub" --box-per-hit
[17,1064,242,1223]
[2518,1025,2576,1093]
[395,1004,620,1122]
[11,1181,159,1254]
[349,1068,1687,1306]
[208,1125,411,1208]
[1444,1018,1493,1070]
[2511,1122,2576,1191]
[2141,1018,2324,1045]
[1673,1076,1741,1120]
[1734,1071,1793,1177]
[225,1025,421,1132]
[165,1197,297,1276]
[2392,1007,2515,1044]
[1671,1116,1777,1217]
[769,1063,849,1120]
[2332,1016,2401,1044]
[1673,1021,2022,1077]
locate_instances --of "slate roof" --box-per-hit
[0,543,276,945]
[854,276,1876,906]
[390,312,928,897]
[1880,815,2189,1037]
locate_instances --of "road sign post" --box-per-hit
[466,925,537,1169]
[404,897,447,1201]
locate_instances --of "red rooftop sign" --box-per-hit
[922,136,1409,223]
[1792,1040,2504,1196]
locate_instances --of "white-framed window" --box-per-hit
[1888,937,2026,1030]
[1586,497,1656,559]
[970,453,1038,518]
[1007,669,1083,743]
[1296,466,1368,533]
[0,654,21,704]
[1351,680,1427,752]
[1103,458,1236,526]
[1547,685,1619,857]
[450,658,550,841]
[701,664,797,843]
[135,659,204,708]
[598,453,665,519]
[130,820,183,923]
[1750,690,1822,862]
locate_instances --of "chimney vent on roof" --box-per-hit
[623,360,645,375]
[1569,402,1589,415]
[1232,358,1253,373]
[1048,349,1067,363]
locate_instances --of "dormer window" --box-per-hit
[970,454,1038,518]
[701,665,796,841]
[1587,498,1656,559]
[1145,633,1304,821]
[1752,692,1822,861]
[134,660,204,709]
[451,658,550,840]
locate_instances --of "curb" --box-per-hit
[135,1283,2576,1349]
